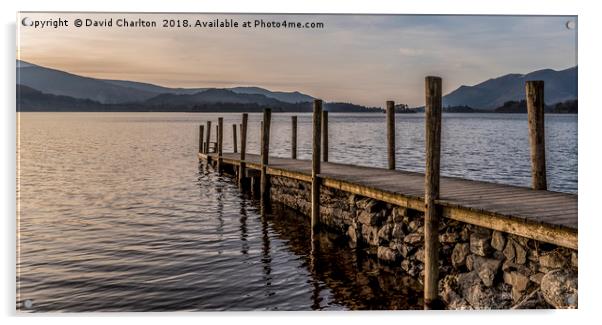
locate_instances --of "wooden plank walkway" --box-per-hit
[200,152,578,249]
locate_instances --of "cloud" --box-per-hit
[398,47,425,57]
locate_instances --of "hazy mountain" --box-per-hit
[102,79,207,95]
[17,60,156,104]
[17,60,314,104]
[102,81,314,103]
[229,87,314,103]
[17,84,105,111]
[442,67,577,110]
[144,88,286,106]
[17,84,379,113]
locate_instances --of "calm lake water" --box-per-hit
[16,112,577,311]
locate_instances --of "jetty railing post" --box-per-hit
[526,80,547,190]
[232,124,238,153]
[205,121,212,156]
[260,108,272,214]
[386,100,396,170]
[199,125,204,154]
[239,114,248,187]
[424,76,442,309]
[217,117,223,172]
[213,124,218,153]
[292,116,297,159]
[322,111,328,162]
[311,100,323,231]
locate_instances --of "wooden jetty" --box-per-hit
[197,77,577,309]
[199,152,577,249]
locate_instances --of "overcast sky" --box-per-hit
[18,13,577,107]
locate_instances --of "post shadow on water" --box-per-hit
[199,160,424,310]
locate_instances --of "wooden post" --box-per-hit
[424,76,442,310]
[239,114,248,186]
[526,80,547,190]
[311,100,323,231]
[260,121,263,151]
[217,117,223,172]
[292,116,298,159]
[199,125,204,154]
[386,100,396,170]
[322,111,328,162]
[260,108,272,214]
[232,124,238,153]
[205,121,212,155]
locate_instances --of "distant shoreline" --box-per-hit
[16,109,577,114]
[17,83,578,114]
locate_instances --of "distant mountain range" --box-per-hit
[442,67,577,110]
[16,84,376,113]
[17,60,577,112]
[16,60,315,105]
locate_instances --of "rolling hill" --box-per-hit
[16,60,315,104]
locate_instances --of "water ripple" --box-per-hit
[17,112,576,311]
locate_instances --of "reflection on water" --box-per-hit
[17,112,576,311]
[266,203,423,310]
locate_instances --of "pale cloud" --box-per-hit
[398,47,425,57]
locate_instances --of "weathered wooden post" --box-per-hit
[232,124,238,153]
[213,124,219,153]
[205,121,212,156]
[217,117,224,172]
[526,80,547,190]
[260,108,272,214]
[239,114,248,186]
[199,125,204,154]
[322,111,328,162]
[424,76,442,309]
[292,116,298,159]
[386,100,396,170]
[311,100,323,231]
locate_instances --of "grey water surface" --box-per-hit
[16,112,577,311]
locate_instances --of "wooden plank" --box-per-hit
[441,205,577,249]
[448,195,576,211]
[442,192,573,208]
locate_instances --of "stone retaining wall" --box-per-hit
[269,175,578,309]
